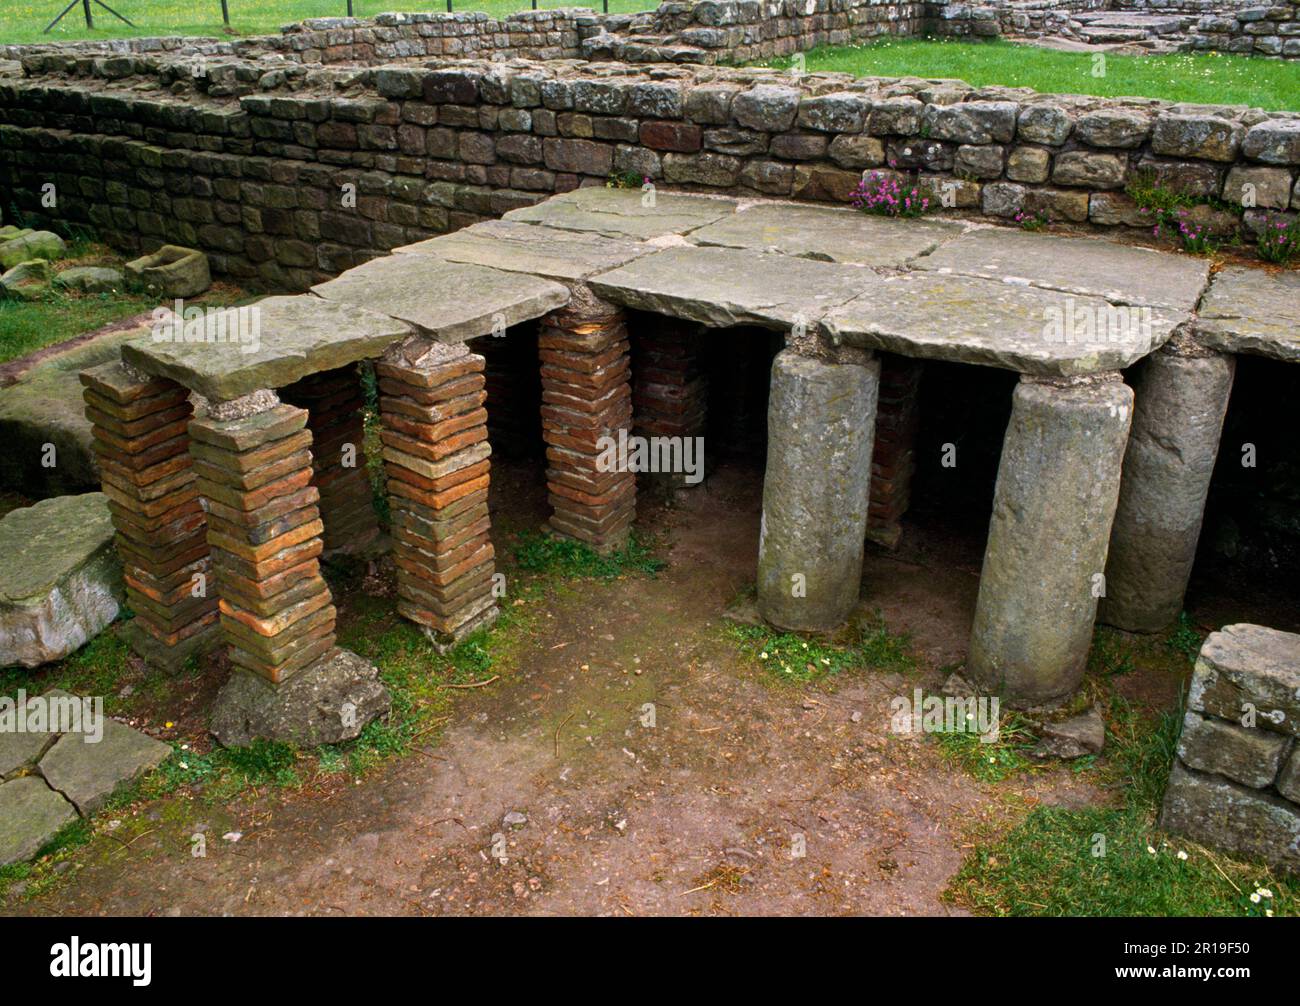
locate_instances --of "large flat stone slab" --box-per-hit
[688,202,964,267]
[916,228,1211,311]
[822,272,1183,377]
[395,220,653,281]
[312,255,568,344]
[1193,266,1300,363]
[0,776,77,866]
[0,494,122,668]
[122,295,410,401]
[38,715,171,815]
[588,245,876,331]
[504,187,737,240]
[0,690,65,778]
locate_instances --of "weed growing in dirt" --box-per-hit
[933,712,1038,783]
[727,613,915,685]
[1165,611,1205,665]
[514,531,664,580]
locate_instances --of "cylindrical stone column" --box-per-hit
[281,364,383,558]
[539,298,636,553]
[757,349,879,632]
[1099,340,1235,633]
[377,341,498,651]
[969,374,1133,706]
[190,396,336,684]
[632,315,708,490]
[80,361,218,671]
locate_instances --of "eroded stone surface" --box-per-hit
[915,228,1211,311]
[823,272,1182,377]
[1160,762,1300,874]
[757,351,878,633]
[688,202,963,267]
[313,256,567,345]
[590,245,876,331]
[1188,623,1300,737]
[396,220,652,280]
[38,716,171,815]
[504,186,737,240]
[968,377,1134,705]
[1194,266,1300,362]
[210,647,391,748]
[0,777,76,867]
[121,295,410,401]
[0,493,122,668]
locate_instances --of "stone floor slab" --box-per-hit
[915,228,1211,311]
[122,295,410,401]
[1193,266,1300,363]
[822,271,1184,377]
[0,776,77,866]
[38,716,171,815]
[688,202,964,267]
[0,689,70,778]
[504,186,737,240]
[589,245,877,331]
[395,220,653,281]
[0,493,122,668]
[312,255,569,344]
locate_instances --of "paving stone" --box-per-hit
[38,716,170,815]
[122,295,410,402]
[686,202,963,267]
[915,228,1211,311]
[589,245,875,331]
[313,255,567,345]
[822,272,1183,377]
[0,690,66,778]
[396,220,652,280]
[1193,266,1300,362]
[504,186,737,240]
[0,493,122,668]
[0,776,77,866]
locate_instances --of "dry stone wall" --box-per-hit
[2,54,1298,289]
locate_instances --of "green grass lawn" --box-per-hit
[0,0,655,45]
[781,39,1300,112]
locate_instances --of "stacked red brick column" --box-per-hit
[539,300,636,552]
[632,316,708,489]
[190,397,336,683]
[80,361,218,670]
[867,354,923,549]
[377,342,498,650]
[281,364,382,557]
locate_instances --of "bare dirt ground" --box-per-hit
[8,460,1111,917]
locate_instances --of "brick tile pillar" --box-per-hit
[377,342,498,651]
[189,397,337,684]
[281,364,382,557]
[80,361,218,671]
[539,300,636,553]
[867,354,923,549]
[632,316,708,489]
